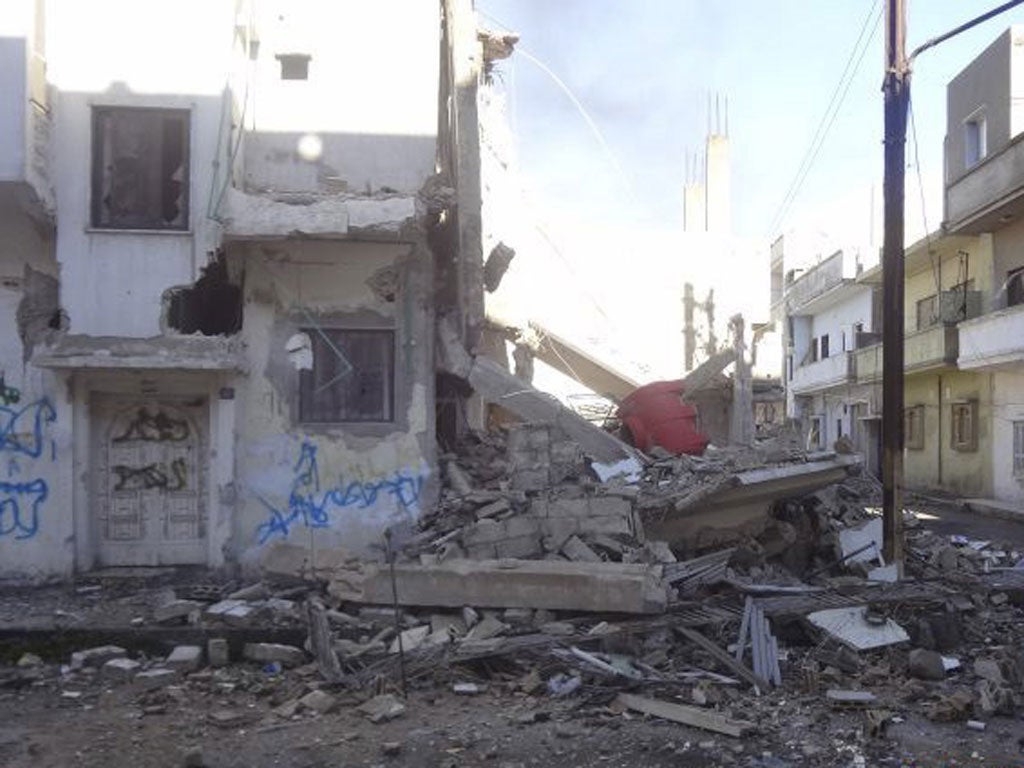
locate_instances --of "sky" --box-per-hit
[475,1,1024,241]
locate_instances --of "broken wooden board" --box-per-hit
[264,546,667,614]
[615,693,754,737]
[674,625,768,692]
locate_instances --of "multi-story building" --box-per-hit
[0,0,498,577]
[940,26,1024,509]
[775,246,881,471]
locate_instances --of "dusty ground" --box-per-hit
[3,501,1024,768]
[3,671,1024,768]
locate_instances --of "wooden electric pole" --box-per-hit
[881,0,1024,569]
[881,0,907,568]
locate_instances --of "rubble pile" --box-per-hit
[6,423,1024,763]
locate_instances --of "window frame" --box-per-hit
[964,110,987,169]
[808,416,823,450]
[90,106,191,232]
[950,400,978,452]
[298,327,396,425]
[905,404,925,450]
[916,294,938,331]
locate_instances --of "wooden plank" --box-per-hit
[674,625,768,693]
[734,597,752,663]
[616,693,754,738]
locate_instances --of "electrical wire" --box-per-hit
[767,0,883,237]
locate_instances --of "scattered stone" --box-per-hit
[388,625,431,654]
[974,658,1006,684]
[561,535,602,563]
[358,693,406,723]
[70,645,126,670]
[243,643,305,668]
[207,638,229,668]
[382,741,402,756]
[17,653,43,668]
[967,720,987,731]
[465,615,508,642]
[102,657,141,682]
[165,645,203,673]
[299,689,337,714]
[135,669,177,691]
[153,599,204,624]
[462,606,480,628]
[227,583,269,601]
[453,682,482,695]
[182,746,205,768]
[908,648,946,681]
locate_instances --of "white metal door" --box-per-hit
[92,396,207,565]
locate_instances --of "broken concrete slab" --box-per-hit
[243,643,306,668]
[153,599,204,624]
[102,657,141,682]
[134,668,177,691]
[388,625,431,654]
[807,606,909,651]
[358,693,406,723]
[165,645,203,673]
[299,689,337,714]
[304,556,667,615]
[561,535,602,563]
[70,645,126,670]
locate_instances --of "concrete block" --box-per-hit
[908,648,946,680]
[153,599,204,624]
[494,534,543,559]
[326,559,667,615]
[582,515,633,537]
[589,496,632,518]
[299,689,337,714]
[134,668,177,691]
[207,638,230,668]
[165,645,204,673]
[548,498,591,519]
[540,518,581,550]
[561,535,602,563]
[243,643,306,668]
[102,657,141,682]
[388,625,431,654]
[70,645,126,670]
[465,615,508,641]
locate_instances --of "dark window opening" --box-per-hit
[951,401,978,452]
[300,328,394,423]
[91,107,189,230]
[820,334,830,359]
[276,53,311,80]
[167,252,242,336]
[1008,266,1024,308]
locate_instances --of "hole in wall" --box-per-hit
[166,251,242,336]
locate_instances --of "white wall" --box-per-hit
[48,0,234,337]
[809,289,874,358]
[993,370,1024,505]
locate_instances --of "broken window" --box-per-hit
[1014,421,1024,476]
[905,405,924,450]
[1007,266,1024,308]
[916,295,937,331]
[299,328,394,423]
[92,107,189,230]
[951,401,978,452]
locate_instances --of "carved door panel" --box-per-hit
[92,396,207,565]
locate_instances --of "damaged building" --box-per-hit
[0,0,525,578]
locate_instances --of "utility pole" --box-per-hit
[881,0,907,567]
[881,0,1024,568]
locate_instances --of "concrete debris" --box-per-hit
[358,694,406,723]
[242,643,306,668]
[165,645,203,673]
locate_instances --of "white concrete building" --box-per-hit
[775,247,882,473]
[0,0,494,578]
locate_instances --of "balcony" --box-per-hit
[790,352,855,394]
[946,133,1024,234]
[855,325,959,382]
[958,303,1024,370]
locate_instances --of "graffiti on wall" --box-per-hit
[113,408,190,443]
[0,375,20,406]
[1,397,56,541]
[112,458,188,492]
[255,441,425,545]
[0,478,47,540]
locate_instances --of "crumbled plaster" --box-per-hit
[366,265,398,303]
[16,265,60,361]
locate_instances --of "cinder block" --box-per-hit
[494,534,543,559]
[134,668,177,691]
[165,645,203,673]
[207,638,230,668]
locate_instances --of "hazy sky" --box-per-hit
[475,1,1024,240]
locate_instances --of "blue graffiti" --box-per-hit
[0,478,47,539]
[255,441,425,545]
[1,398,57,459]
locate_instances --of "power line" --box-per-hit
[767,0,883,236]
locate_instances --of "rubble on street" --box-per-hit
[5,422,1024,766]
